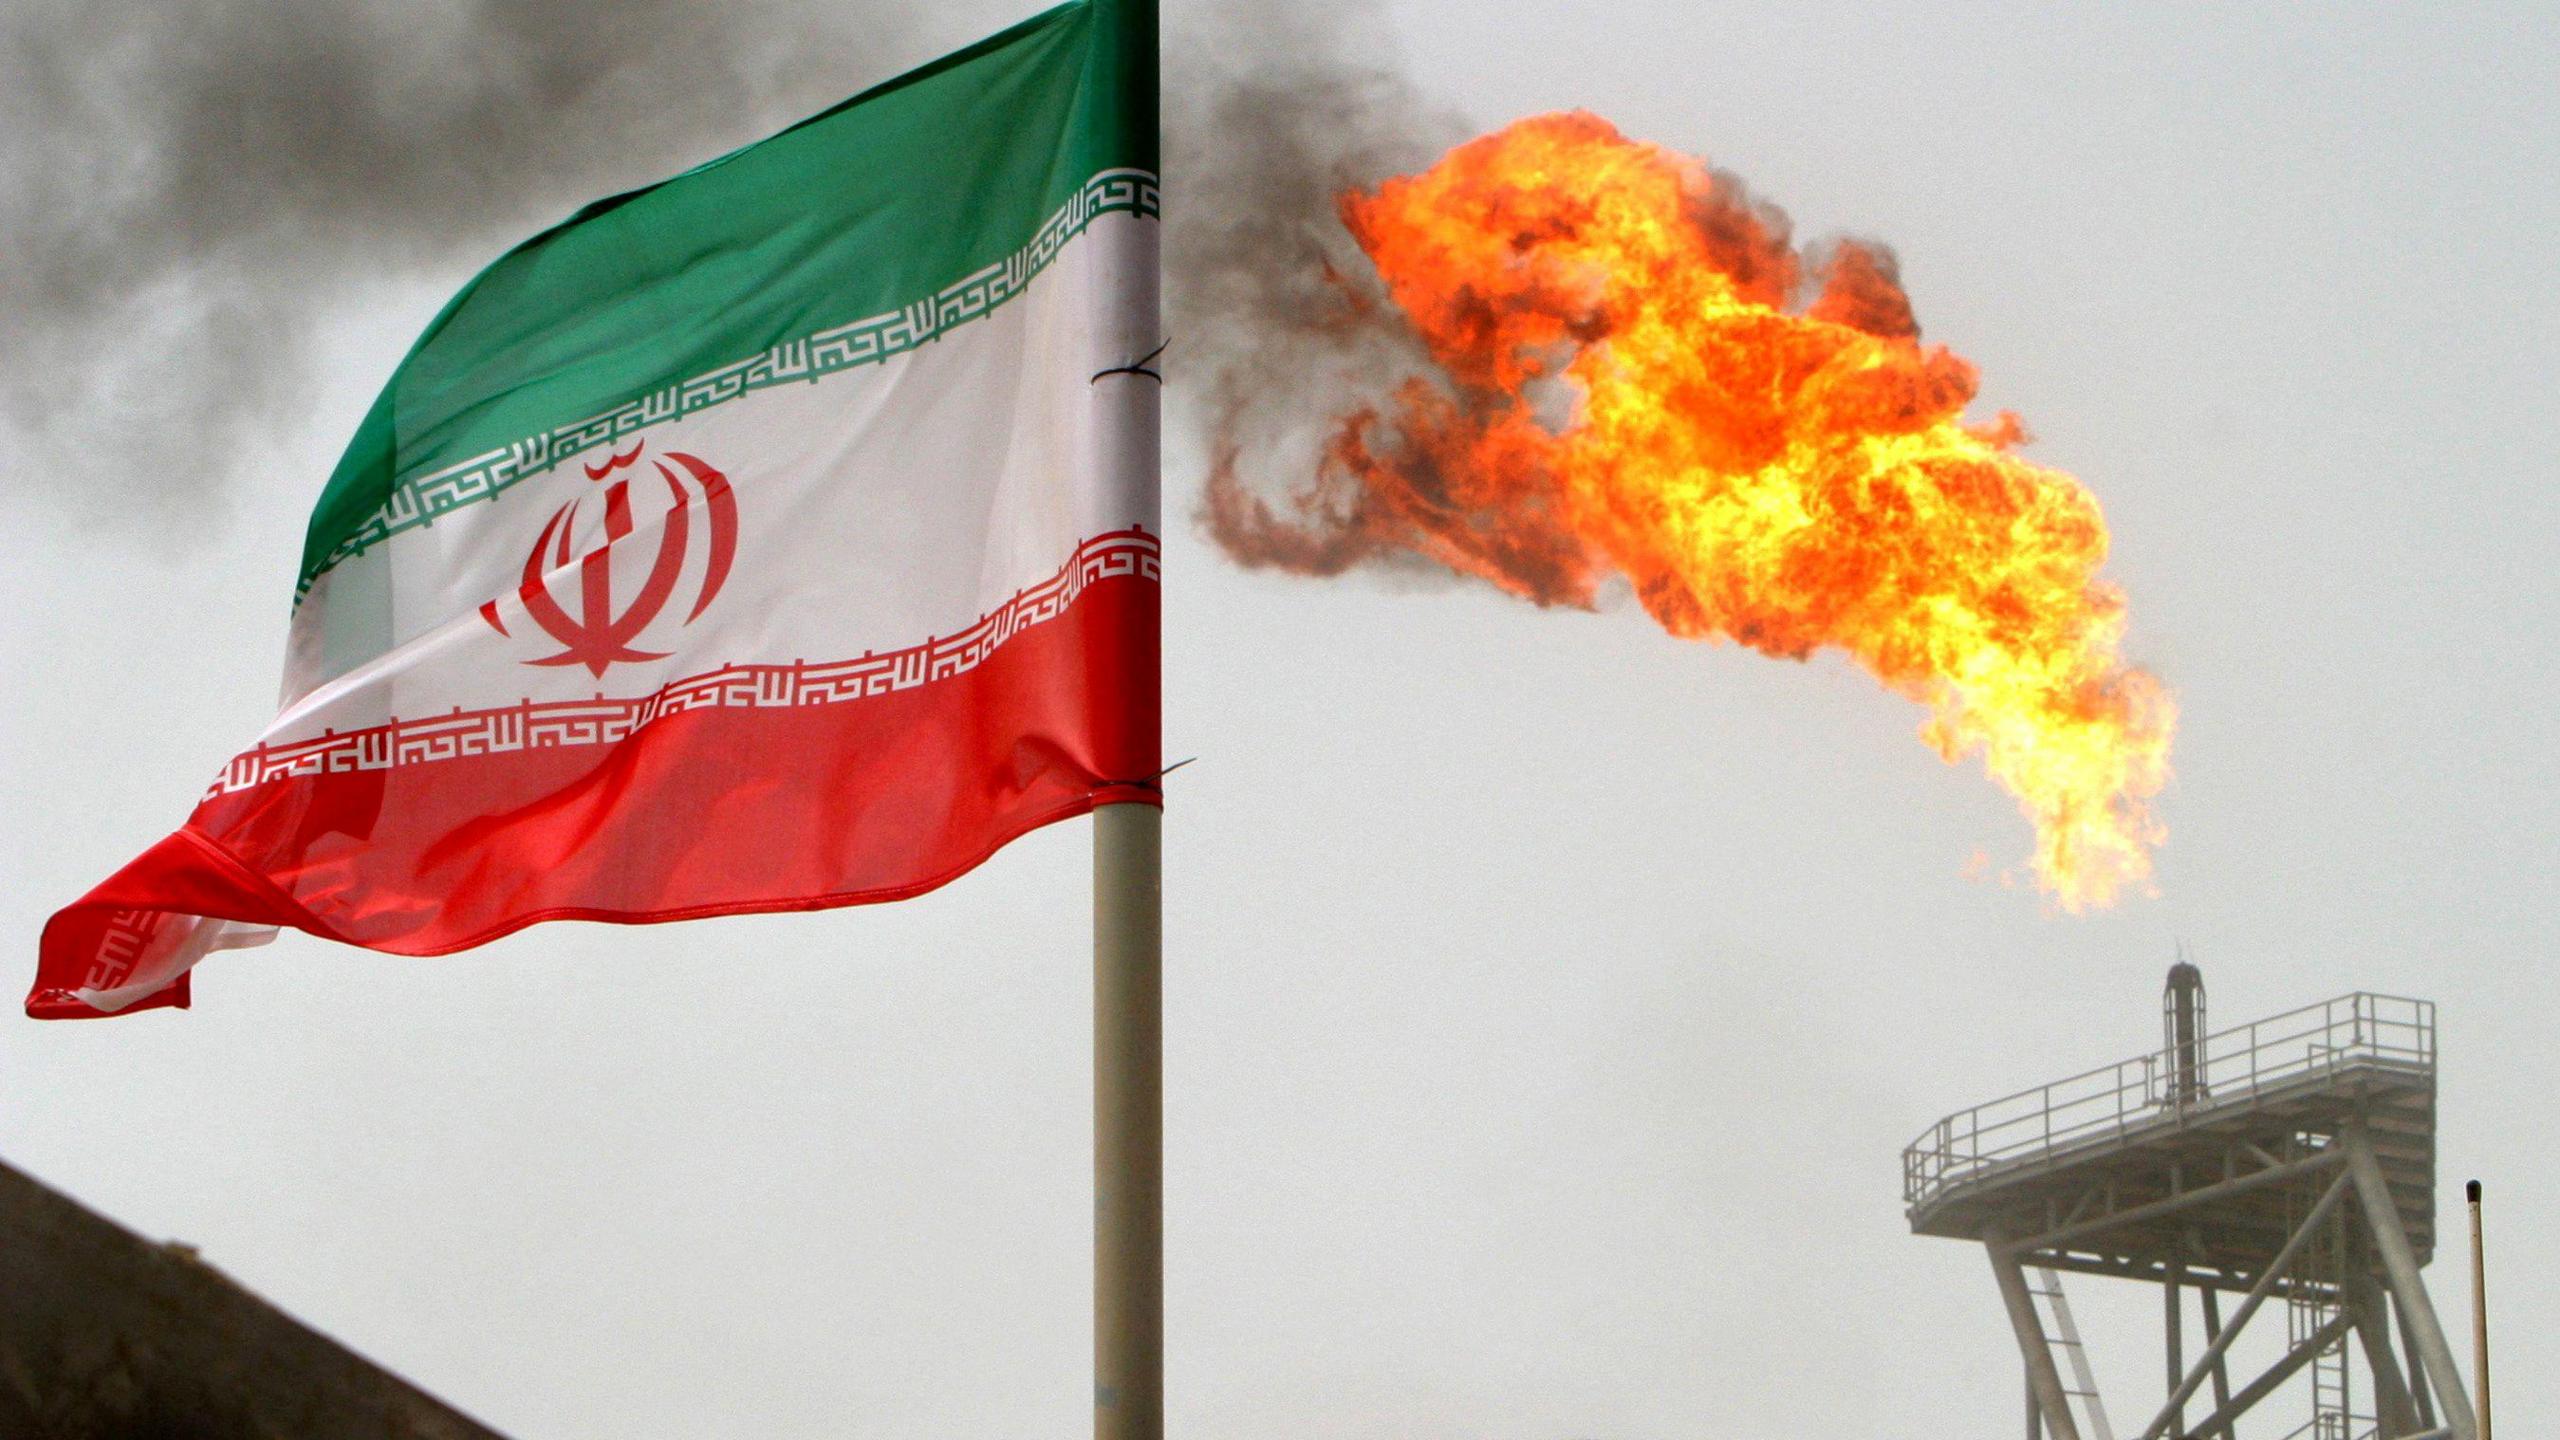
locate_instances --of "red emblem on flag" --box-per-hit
[479,442,739,677]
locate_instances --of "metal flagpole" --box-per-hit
[1091,2,1162,1434]
[1095,801,1162,1440]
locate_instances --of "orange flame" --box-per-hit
[1208,112,2176,909]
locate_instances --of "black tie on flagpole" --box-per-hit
[1092,338,1168,384]
[1104,756,1194,797]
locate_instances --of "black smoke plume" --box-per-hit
[0,0,905,528]
[0,0,1458,536]
[1163,0,1470,578]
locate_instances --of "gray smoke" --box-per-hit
[0,0,1460,535]
[1163,0,1470,576]
[0,0,908,528]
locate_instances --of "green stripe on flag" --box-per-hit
[300,0,1156,594]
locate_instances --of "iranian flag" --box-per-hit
[32,0,1162,1018]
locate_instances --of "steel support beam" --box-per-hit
[2346,1128,2475,1440]
[1989,1229,2084,1440]
[2136,1168,2352,1440]
[2164,1272,2184,1440]
[2017,1149,2346,1255]
[2031,1252,2209,1289]
[2185,1312,2353,1440]
[2347,1271,2422,1437]
[2398,1292,2438,1430]
[2197,1285,2233,1416]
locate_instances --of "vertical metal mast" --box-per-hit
[2468,1180,2490,1440]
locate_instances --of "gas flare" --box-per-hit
[1207,111,2175,909]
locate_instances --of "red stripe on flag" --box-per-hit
[31,574,1158,1018]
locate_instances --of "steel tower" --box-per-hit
[1905,970,2468,1440]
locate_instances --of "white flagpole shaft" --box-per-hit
[1095,801,1162,1440]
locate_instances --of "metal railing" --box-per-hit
[1904,993,2433,1207]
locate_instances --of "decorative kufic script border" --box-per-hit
[300,168,1162,597]
[86,909,168,992]
[223,530,1159,799]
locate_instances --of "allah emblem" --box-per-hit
[478,441,738,678]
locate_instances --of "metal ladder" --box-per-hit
[2027,1266,2117,1440]
[2283,1168,2372,1440]
[2285,1290,2353,1440]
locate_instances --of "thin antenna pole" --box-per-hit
[2469,1179,2490,1440]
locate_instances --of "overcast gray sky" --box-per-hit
[5,1,2556,1437]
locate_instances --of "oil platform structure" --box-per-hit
[1904,966,2472,1440]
